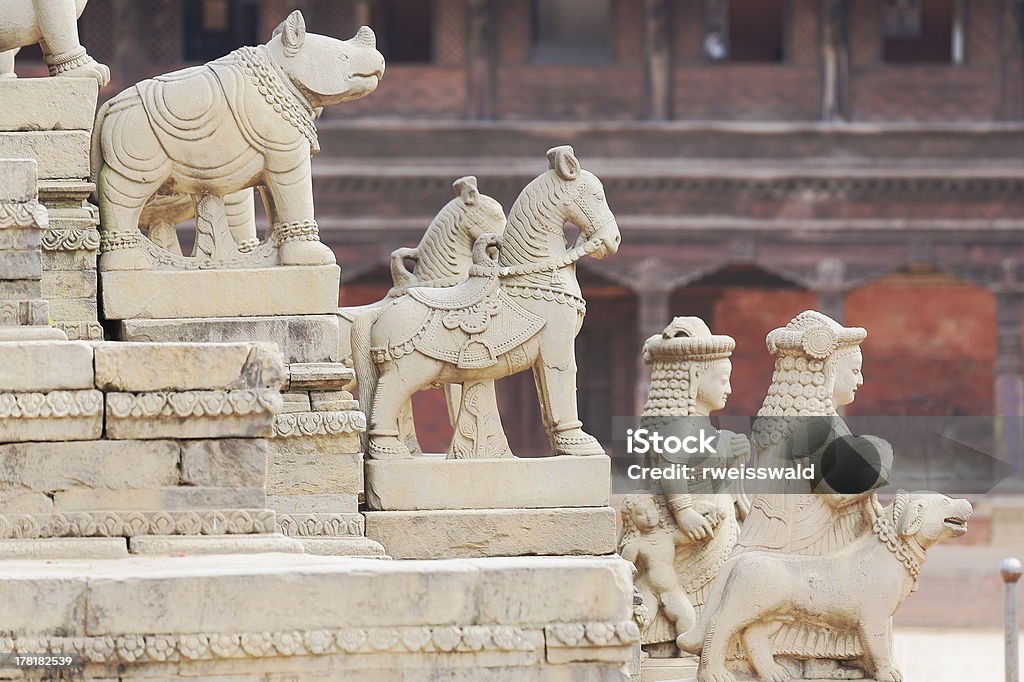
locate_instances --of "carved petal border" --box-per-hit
[0,510,276,539]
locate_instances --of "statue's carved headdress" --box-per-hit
[758,310,866,418]
[642,317,735,417]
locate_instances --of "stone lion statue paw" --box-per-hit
[696,669,736,682]
[874,667,903,682]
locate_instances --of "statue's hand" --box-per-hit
[729,431,751,464]
[675,507,714,542]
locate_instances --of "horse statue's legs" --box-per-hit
[367,354,442,459]
[531,323,604,456]
[448,380,513,459]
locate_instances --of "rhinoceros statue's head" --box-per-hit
[267,10,385,109]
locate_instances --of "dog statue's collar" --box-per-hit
[871,513,926,586]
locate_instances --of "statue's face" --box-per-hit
[832,347,863,407]
[630,498,660,532]
[695,360,732,414]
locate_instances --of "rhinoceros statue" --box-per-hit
[92,10,385,271]
[0,0,109,85]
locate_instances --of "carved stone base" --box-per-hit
[0,537,128,560]
[365,455,611,511]
[117,314,343,363]
[641,657,698,682]
[364,507,618,559]
[0,553,635,680]
[100,265,341,320]
[299,537,388,557]
[128,533,303,556]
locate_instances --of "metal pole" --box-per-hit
[1002,557,1022,682]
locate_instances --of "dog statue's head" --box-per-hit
[891,490,972,550]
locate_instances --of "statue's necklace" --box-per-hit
[234,46,321,154]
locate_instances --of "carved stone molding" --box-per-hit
[0,510,276,539]
[107,389,279,420]
[42,227,101,252]
[0,200,47,231]
[0,622,639,664]
[54,321,104,340]
[277,513,364,538]
[0,300,48,327]
[272,410,366,438]
[0,390,102,419]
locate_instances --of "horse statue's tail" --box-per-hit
[351,305,386,448]
[676,555,739,654]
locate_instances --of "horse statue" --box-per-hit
[355,146,621,460]
[343,176,511,458]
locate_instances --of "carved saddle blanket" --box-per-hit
[388,273,546,369]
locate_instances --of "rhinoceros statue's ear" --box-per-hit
[547,145,580,181]
[453,176,479,206]
[274,10,307,57]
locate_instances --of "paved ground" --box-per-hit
[895,629,1020,681]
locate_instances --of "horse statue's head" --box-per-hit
[545,145,620,259]
[452,175,507,244]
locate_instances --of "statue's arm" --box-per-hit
[620,540,640,565]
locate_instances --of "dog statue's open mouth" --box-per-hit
[943,516,969,534]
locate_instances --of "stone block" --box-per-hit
[180,439,268,488]
[94,342,284,392]
[116,314,342,363]
[129,534,303,556]
[0,325,66,342]
[100,265,341,320]
[0,440,180,491]
[310,390,357,412]
[0,389,103,442]
[267,438,361,496]
[47,296,98,320]
[40,269,97,300]
[52,486,266,511]
[54,320,104,340]
[0,279,42,298]
[0,159,36,203]
[0,489,53,513]
[0,227,42,251]
[268,493,360,514]
[0,537,128,560]
[0,78,98,132]
[287,362,354,390]
[0,131,92,180]
[365,455,610,511]
[104,389,280,440]
[0,249,41,279]
[42,246,98,271]
[0,341,94,391]
[275,511,365,537]
[299,537,388,557]
[364,507,618,559]
[273,410,365,448]
[280,391,312,413]
[0,509,276,539]
[0,299,48,326]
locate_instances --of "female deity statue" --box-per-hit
[728,309,893,678]
[618,317,749,657]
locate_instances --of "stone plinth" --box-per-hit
[117,314,343,363]
[100,265,341,320]
[0,79,103,340]
[365,455,611,511]
[364,507,618,560]
[0,554,636,680]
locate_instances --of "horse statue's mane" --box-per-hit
[501,170,574,269]
[412,197,472,282]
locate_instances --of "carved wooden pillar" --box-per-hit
[466,0,497,119]
[644,0,673,119]
[995,287,1024,477]
[821,0,849,121]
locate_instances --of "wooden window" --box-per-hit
[882,0,960,63]
[531,0,613,64]
[370,0,435,63]
[726,0,786,62]
[183,0,260,62]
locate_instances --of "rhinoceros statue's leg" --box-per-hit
[35,0,109,86]
[224,188,259,252]
[0,49,18,78]
[263,157,336,267]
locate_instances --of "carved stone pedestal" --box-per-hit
[101,265,342,320]
[364,455,616,559]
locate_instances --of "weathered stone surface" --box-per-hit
[42,247,98,271]
[0,248,42,279]
[310,390,358,412]
[287,362,354,390]
[129,534,303,556]
[280,391,312,413]
[299,536,388,557]
[0,439,180,491]
[268,493,360,514]
[116,314,342,363]
[40,268,97,299]
[0,159,36,203]
[273,410,365,448]
[53,486,266,511]
[365,455,610,511]
[0,509,276,539]
[0,489,53,513]
[0,278,41,298]
[0,389,103,442]
[0,325,66,342]
[180,439,268,488]
[94,342,284,391]
[0,130,92,180]
[0,537,128,560]
[0,341,93,391]
[365,507,619,559]
[0,227,42,251]
[101,265,341,319]
[0,78,99,131]
[275,511,365,537]
[48,296,97,320]
[267,438,360,496]
[104,389,280,440]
